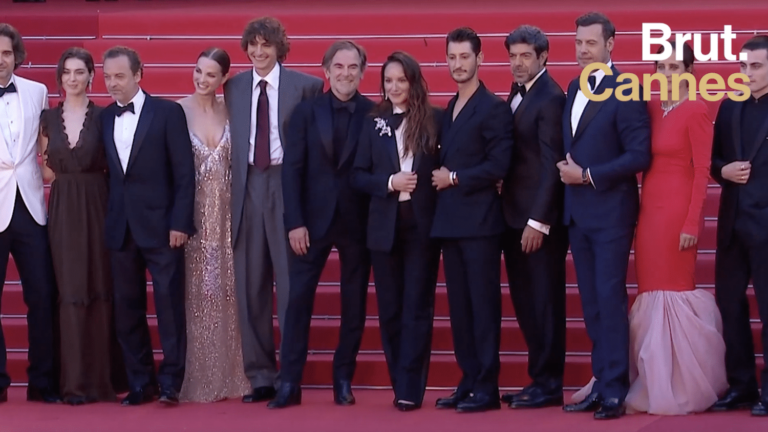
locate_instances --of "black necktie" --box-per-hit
[587,75,597,92]
[116,102,135,117]
[0,83,17,98]
[389,112,406,130]
[332,97,356,113]
[511,83,526,98]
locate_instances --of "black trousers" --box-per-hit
[111,227,186,392]
[371,201,440,405]
[280,214,370,385]
[501,225,568,393]
[0,191,57,389]
[715,228,768,394]
[442,235,502,396]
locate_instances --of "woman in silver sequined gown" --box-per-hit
[177,49,250,402]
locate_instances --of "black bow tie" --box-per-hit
[587,75,597,92]
[511,83,527,98]
[0,82,17,98]
[116,102,135,117]
[389,112,406,130]
[332,97,356,113]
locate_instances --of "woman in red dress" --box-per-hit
[573,42,727,414]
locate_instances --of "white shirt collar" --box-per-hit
[253,64,281,91]
[118,87,146,112]
[523,67,547,92]
[1,74,16,89]
[393,105,405,114]
[590,60,613,90]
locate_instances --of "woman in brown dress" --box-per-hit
[39,47,127,405]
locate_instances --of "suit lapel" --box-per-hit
[337,97,366,169]
[313,95,334,160]
[12,78,27,162]
[573,73,614,141]
[731,101,744,160]
[440,97,456,164]
[747,113,768,161]
[278,65,299,146]
[103,104,123,178]
[126,95,154,173]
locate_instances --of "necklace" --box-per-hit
[661,98,687,117]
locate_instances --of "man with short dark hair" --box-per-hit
[559,12,650,419]
[268,40,374,409]
[224,16,323,404]
[432,27,514,413]
[0,22,60,405]
[101,45,196,406]
[498,25,568,409]
[710,35,768,417]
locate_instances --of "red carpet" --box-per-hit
[2,388,766,432]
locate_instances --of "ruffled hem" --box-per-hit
[571,289,728,415]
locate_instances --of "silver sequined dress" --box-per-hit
[180,123,250,402]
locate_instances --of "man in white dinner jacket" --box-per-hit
[0,23,59,404]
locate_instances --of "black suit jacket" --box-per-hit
[430,82,514,238]
[711,97,768,247]
[351,107,443,252]
[102,93,196,250]
[502,70,566,229]
[562,66,651,228]
[282,91,375,240]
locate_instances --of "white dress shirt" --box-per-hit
[0,75,21,159]
[510,67,546,114]
[508,68,551,235]
[386,106,414,202]
[114,88,146,173]
[570,60,613,190]
[250,65,283,165]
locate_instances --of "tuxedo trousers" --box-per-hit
[501,225,568,393]
[111,226,187,392]
[442,235,502,396]
[280,207,370,385]
[372,201,440,405]
[0,190,57,389]
[715,228,768,395]
[568,222,634,402]
[233,164,291,389]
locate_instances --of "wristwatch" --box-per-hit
[582,168,589,184]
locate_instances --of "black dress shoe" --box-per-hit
[752,400,768,416]
[64,395,89,406]
[501,385,534,404]
[242,386,277,403]
[435,390,470,409]
[709,388,760,411]
[509,387,564,409]
[594,399,625,420]
[267,383,302,409]
[333,380,355,406]
[26,386,62,403]
[0,387,7,403]
[563,392,601,412]
[395,400,419,412]
[158,388,180,406]
[456,393,502,413]
[121,388,156,406]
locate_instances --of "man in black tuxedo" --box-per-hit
[709,35,768,417]
[557,13,650,420]
[101,46,195,406]
[497,25,568,409]
[432,27,514,413]
[268,41,374,409]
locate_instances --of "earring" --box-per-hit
[88,79,93,93]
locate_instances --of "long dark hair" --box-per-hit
[375,51,437,155]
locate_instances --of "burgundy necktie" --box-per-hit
[254,80,271,169]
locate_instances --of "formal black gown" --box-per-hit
[40,101,127,403]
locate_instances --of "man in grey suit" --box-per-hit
[224,16,324,403]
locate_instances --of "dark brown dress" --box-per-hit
[41,101,127,404]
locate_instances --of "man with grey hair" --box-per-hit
[269,40,374,409]
[498,24,568,409]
